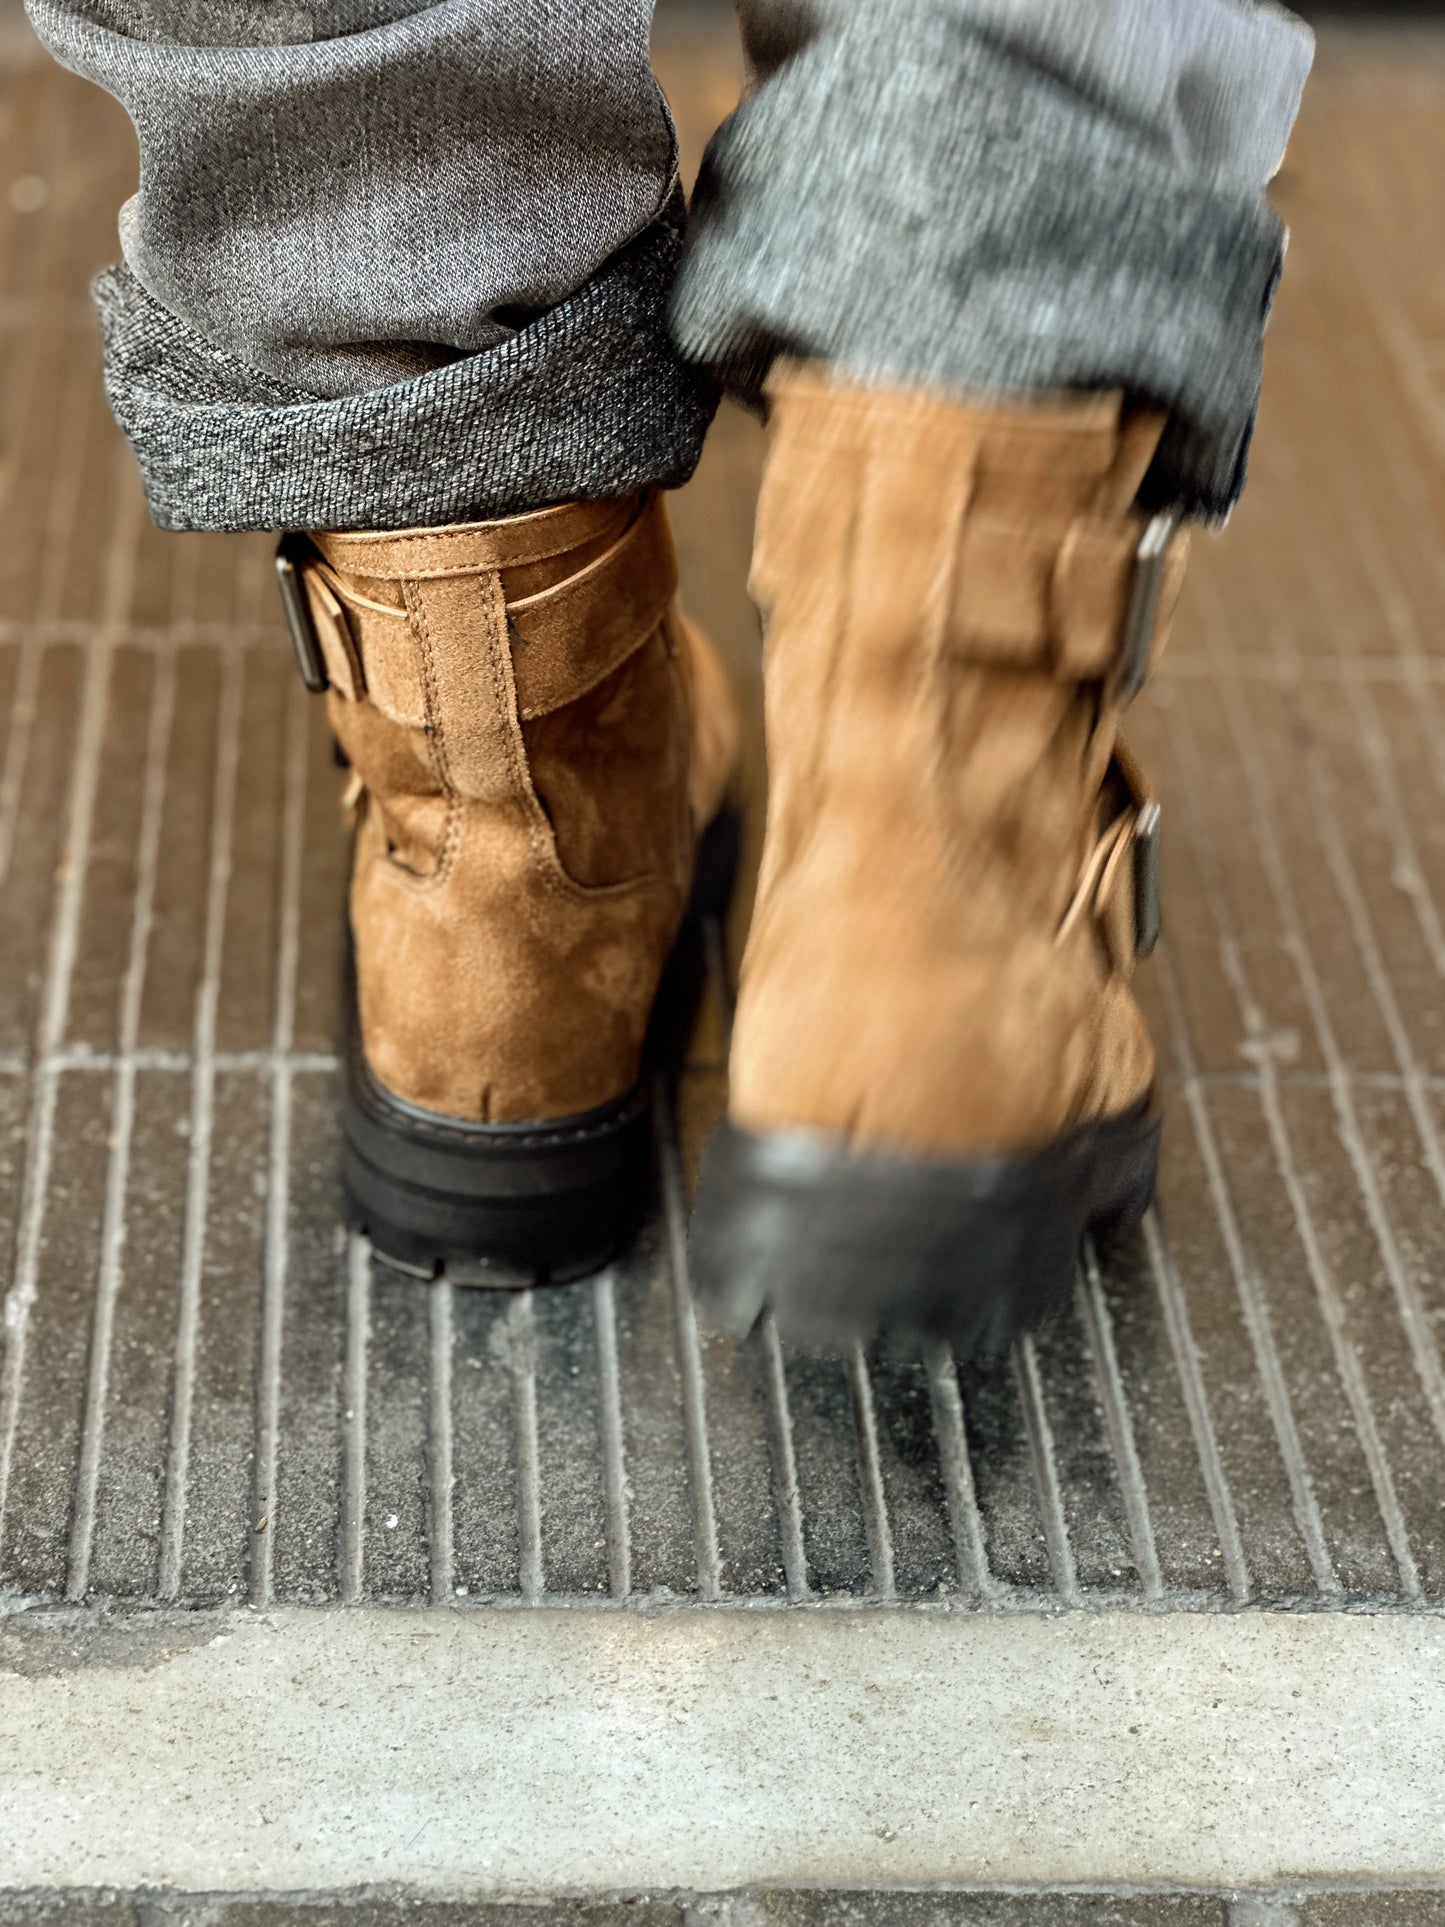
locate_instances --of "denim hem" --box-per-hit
[674,5,1300,523]
[95,221,717,533]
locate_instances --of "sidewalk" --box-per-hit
[3,8,1445,1915]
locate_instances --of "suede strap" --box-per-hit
[764,360,1188,690]
[299,492,677,728]
[950,512,1189,684]
[508,498,679,719]
[1057,744,1157,982]
[313,495,637,578]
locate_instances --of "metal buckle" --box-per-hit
[275,532,329,695]
[1107,742,1162,960]
[1117,511,1179,706]
[1133,797,1162,957]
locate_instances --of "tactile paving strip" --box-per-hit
[4,23,1445,1617]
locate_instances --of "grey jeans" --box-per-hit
[26,0,1312,532]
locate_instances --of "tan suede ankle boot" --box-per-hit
[277,490,738,1284]
[690,366,1187,1354]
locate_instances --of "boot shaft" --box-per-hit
[749,367,1186,941]
[284,492,728,1123]
[732,367,1187,1154]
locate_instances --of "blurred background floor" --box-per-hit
[2,0,1445,1913]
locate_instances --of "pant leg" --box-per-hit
[672,0,1315,520]
[25,0,716,530]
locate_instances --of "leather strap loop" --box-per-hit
[299,565,365,702]
[298,565,421,725]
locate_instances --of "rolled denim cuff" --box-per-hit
[675,5,1306,521]
[93,219,717,533]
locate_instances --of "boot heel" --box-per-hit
[689,1101,1161,1360]
[341,933,651,1287]
[342,1056,652,1288]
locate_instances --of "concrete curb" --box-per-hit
[3,1607,1444,1893]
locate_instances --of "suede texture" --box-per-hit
[304,491,738,1124]
[730,365,1188,1160]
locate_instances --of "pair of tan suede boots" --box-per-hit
[280,365,1187,1356]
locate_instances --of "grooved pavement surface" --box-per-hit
[3,19,1445,1626]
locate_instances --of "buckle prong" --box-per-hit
[1118,512,1179,705]
[275,532,330,695]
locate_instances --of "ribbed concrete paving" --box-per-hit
[3,5,1445,1909]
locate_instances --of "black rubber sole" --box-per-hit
[343,1044,653,1287]
[688,1100,1162,1359]
[343,808,742,1288]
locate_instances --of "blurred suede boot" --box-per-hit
[278,490,739,1285]
[690,366,1188,1354]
